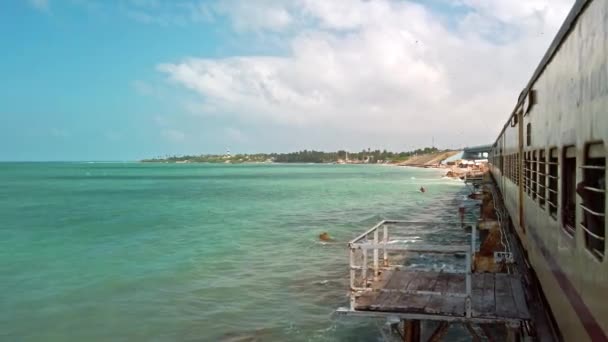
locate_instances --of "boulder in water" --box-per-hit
[319,232,332,241]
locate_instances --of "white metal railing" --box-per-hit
[348,220,477,318]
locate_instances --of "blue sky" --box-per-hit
[0,0,572,161]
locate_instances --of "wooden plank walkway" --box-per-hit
[355,270,530,321]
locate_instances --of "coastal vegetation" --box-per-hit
[141,147,444,164]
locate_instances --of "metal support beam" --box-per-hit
[427,322,449,342]
[506,322,521,342]
[403,320,420,342]
[464,323,482,342]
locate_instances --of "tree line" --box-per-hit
[142,147,442,164]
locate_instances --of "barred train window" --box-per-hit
[512,154,516,182]
[538,150,546,208]
[507,155,511,179]
[525,152,531,194]
[562,146,576,236]
[512,154,515,182]
[531,151,538,200]
[548,148,559,219]
[515,153,520,185]
[579,142,605,260]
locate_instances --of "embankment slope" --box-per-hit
[398,151,459,167]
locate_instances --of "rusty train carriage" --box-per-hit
[489,0,608,340]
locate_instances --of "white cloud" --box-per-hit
[122,0,213,26]
[28,0,50,12]
[158,0,575,150]
[215,0,292,32]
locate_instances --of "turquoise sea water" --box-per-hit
[1,163,474,341]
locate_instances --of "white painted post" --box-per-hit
[471,223,476,254]
[362,245,368,284]
[465,250,472,318]
[349,247,356,310]
[383,224,388,267]
[373,229,379,281]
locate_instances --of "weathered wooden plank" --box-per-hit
[495,273,518,318]
[406,271,440,291]
[367,271,417,311]
[383,270,417,290]
[354,270,394,310]
[471,273,484,317]
[369,291,403,311]
[354,292,376,310]
[392,293,432,313]
[440,274,466,315]
[445,273,466,294]
[509,276,530,319]
[370,270,394,290]
[366,271,442,314]
[424,272,451,314]
[472,272,496,318]
[439,295,466,316]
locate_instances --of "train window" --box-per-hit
[515,153,519,185]
[531,151,538,200]
[509,155,513,181]
[500,151,504,174]
[579,142,605,260]
[538,150,546,208]
[526,123,531,146]
[512,154,515,182]
[507,155,511,180]
[548,148,559,219]
[525,152,531,195]
[562,146,577,236]
[517,153,521,185]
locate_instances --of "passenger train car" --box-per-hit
[488,0,607,340]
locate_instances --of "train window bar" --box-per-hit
[591,250,604,260]
[562,224,576,236]
[548,147,559,219]
[583,186,605,193]
[580,165,605,170]
[580,204,605,217]
[579,223,606,241]
[579,142,605,260]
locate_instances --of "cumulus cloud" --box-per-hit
[158,0,574,150]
